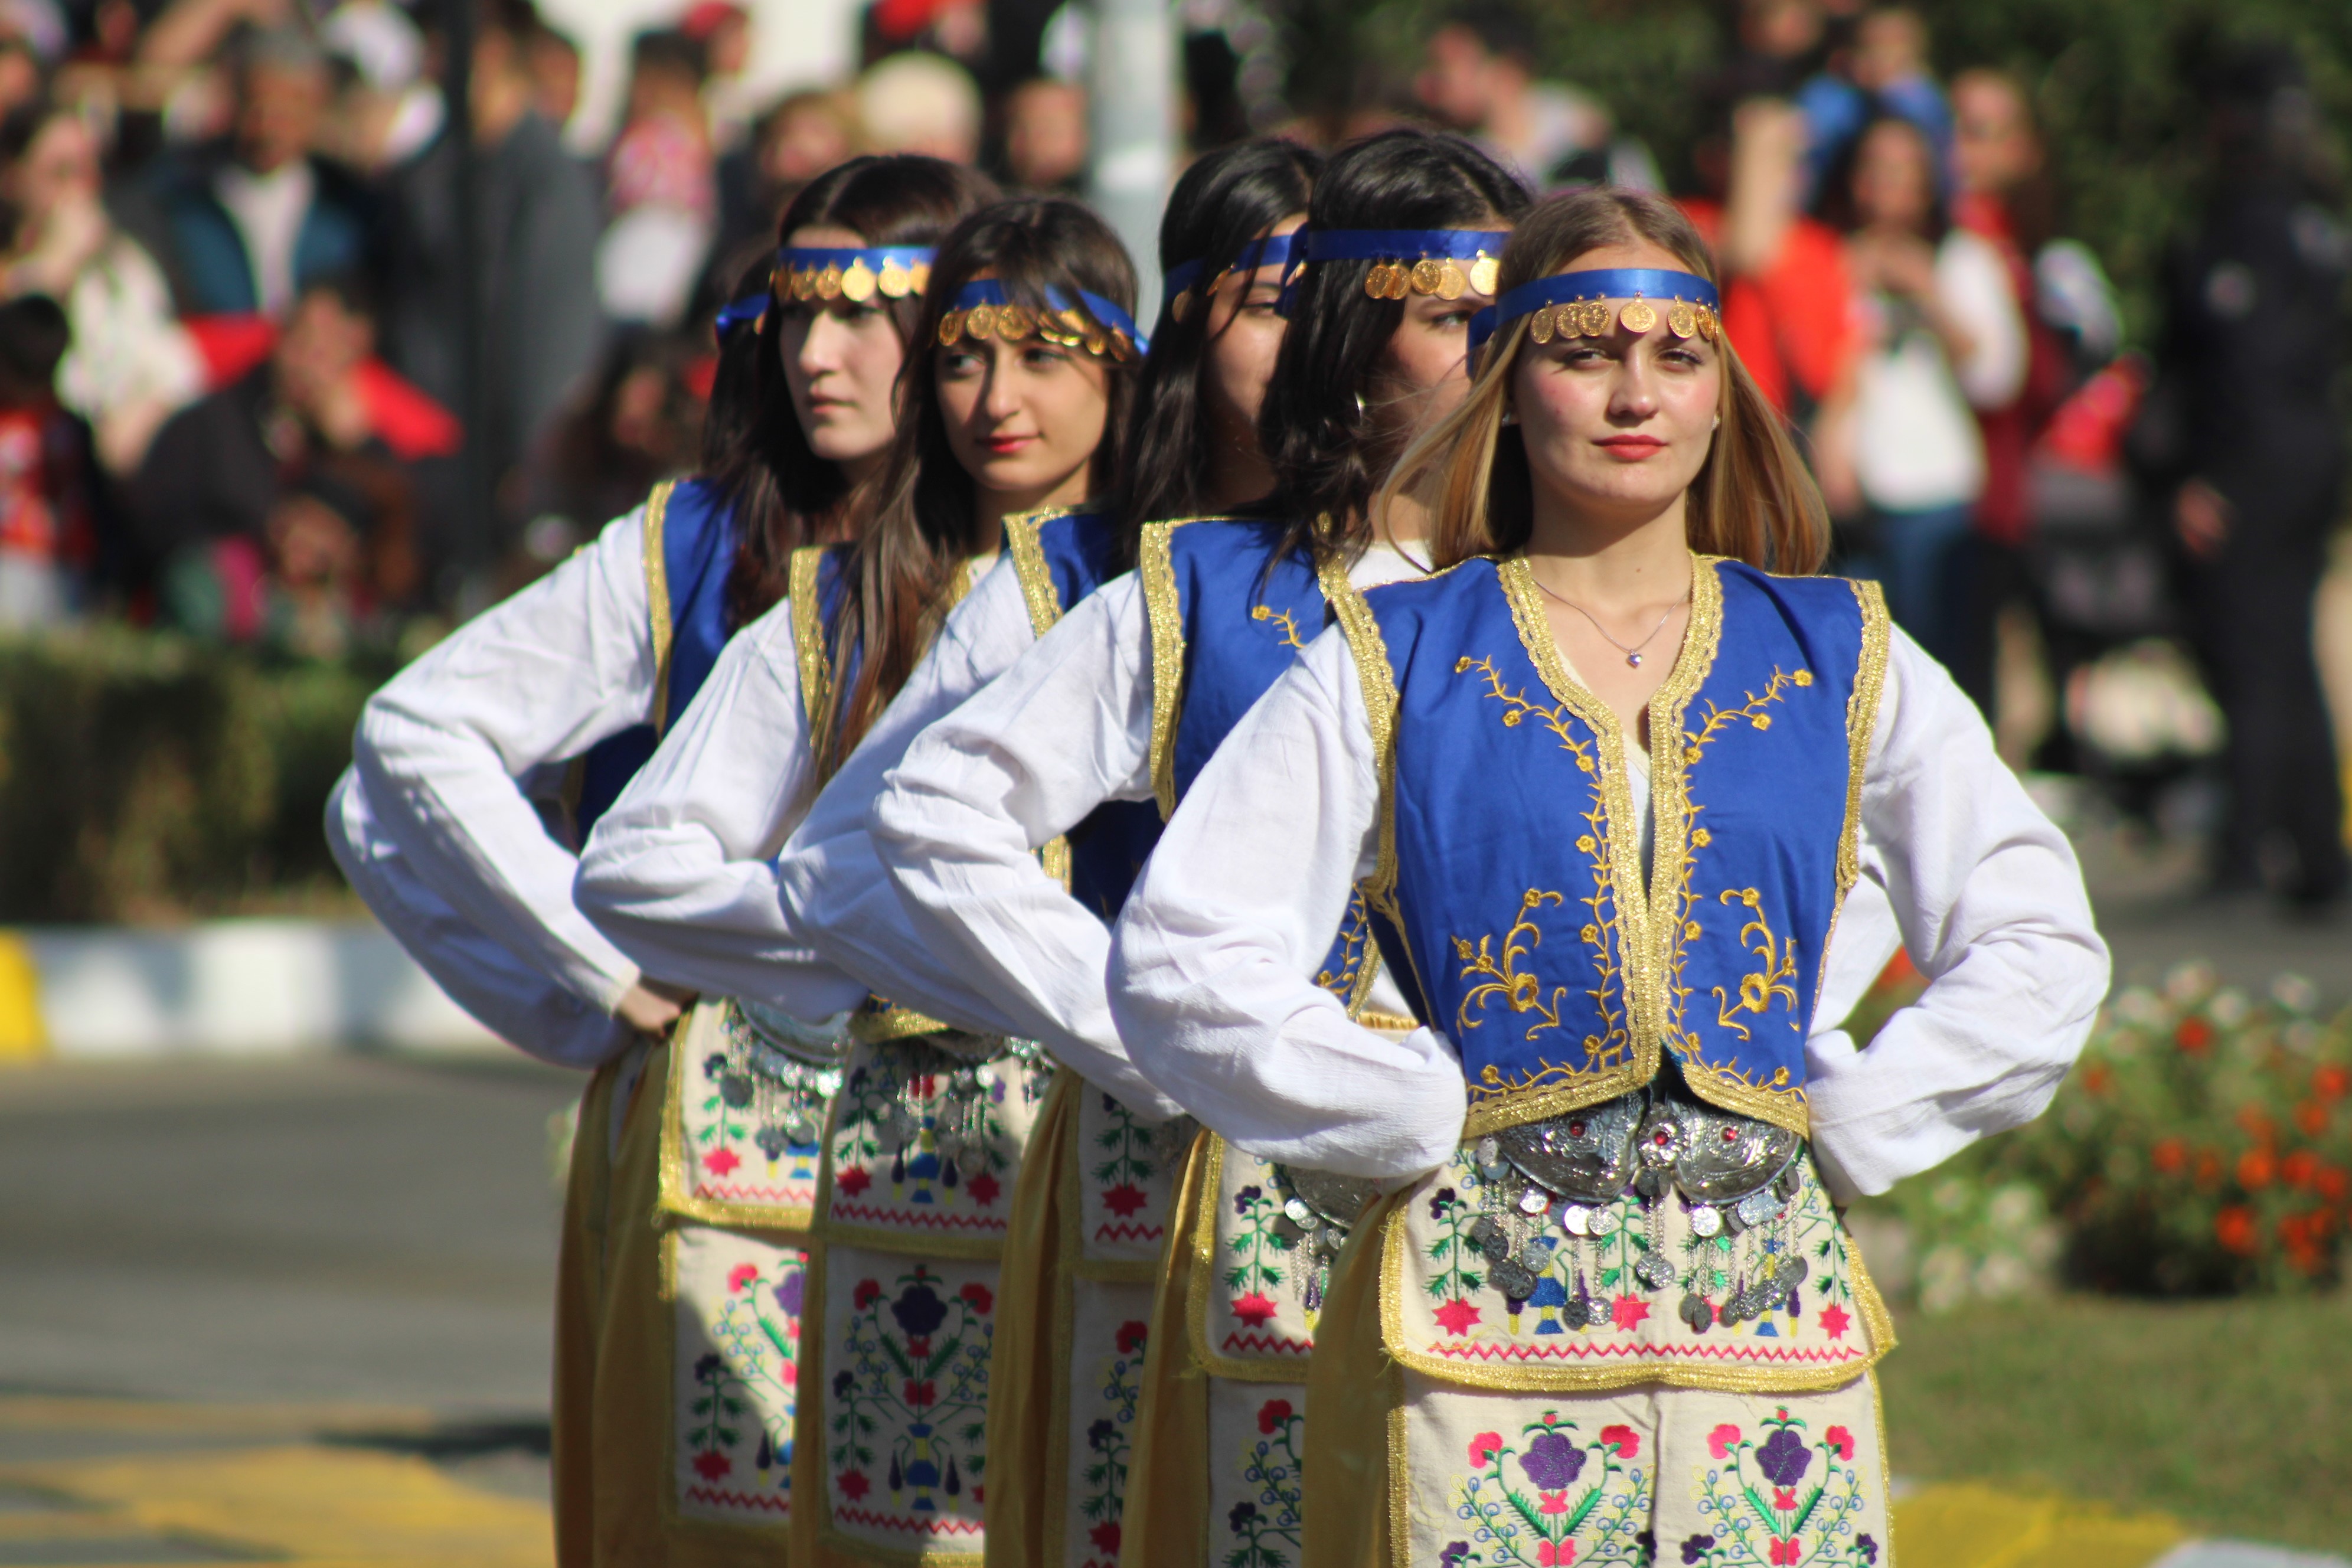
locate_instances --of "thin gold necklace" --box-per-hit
[1529,573,1690,668]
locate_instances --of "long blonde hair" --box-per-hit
[1381,188,1828,573]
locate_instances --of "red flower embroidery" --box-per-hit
[703,1148,741,1177]
[1768,1538,1801,1565]
[1599,1423,1639,1459]
[1707,1423,1742,1461]
[1115,1319,1148,1355]
[904,1378,936,1408]
[1100,1182,1149,1217]
[1817,1303,1851,1340]
[854,1278,882,1310]
[1230,1292,1279,1327]
[1609,1293,1649,1331]
[1089,1521,1121,1554]
[1468,1431,1503,1468]
[838,1469,870,1500]
[836,1166,872,1197]
[968,1171,1002,1204]
[692,1450,732,1481]
[1432,1296,1483,1336]
[1774,1486,1799,1511]
[727,1263,759,1293]
[1537,1541,1576,1566]
[1825,1425,1856,1461]
[960,1281,995,1315]
[1539,1491,1570,1515]
[1257,1398,1293,1435]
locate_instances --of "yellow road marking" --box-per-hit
[1895,1482,2188,1568]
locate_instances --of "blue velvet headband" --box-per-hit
[1163,230,1305,316]
[775,246,936,303]
[1468,267,1723,352]
[939,279,1147,360]
[714,295,769,339]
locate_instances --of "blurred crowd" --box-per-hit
[0,0,2340,897]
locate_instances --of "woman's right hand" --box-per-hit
[616,976,698,1035]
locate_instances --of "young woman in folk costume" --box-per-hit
[579,194,1146,1568]
[329,153,994,1566]
[806,129,1531,1568]
[1105,188,2109,1568]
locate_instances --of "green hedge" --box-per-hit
[0,631,384,923]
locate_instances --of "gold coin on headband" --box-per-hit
[817,264,844,301]
[1058,306,1092,340]
[1698,305,1720,342]
[1436,259,1467,300]
[909,263,932,294]
[1468,254,1500,296]
[965,303,997,339]
[790,269,815,301]
[1410,257,1445,295]
[877,259,911,298]
[937,311,963,345]
[1619,298,1657,334]
[1528,305,1556,344]
[841,260,877,303]
[1362,263,1391,299]
[1579,299,1614,337]
[1170,289,1192,323]
[1386,264,1413,300]
[1666,299,1698,338]
[995,303,1036,339]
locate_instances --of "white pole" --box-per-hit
[1085,0,1175,324]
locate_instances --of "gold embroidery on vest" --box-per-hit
[1709,888,1800,1041]
[1679,666,1811,763]
[1250,602,1308,649]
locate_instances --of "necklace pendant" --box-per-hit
[1626,652,1643,668]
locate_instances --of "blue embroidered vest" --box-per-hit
[1139,517,1388,1015]
[574,478,737,841]
[1002,508,1166,923]
[1335,555,1890,1138]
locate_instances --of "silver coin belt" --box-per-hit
[865,1029,1050,1174]
[711,999,852,1158]
[1266,1163,1384,1312]
[1464,1083,1810,1334]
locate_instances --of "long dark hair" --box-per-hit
[1387,188,1828,573]
[1256,129,1530,564]
[1102,138,1321,563]
[1815,107,1949,242]
[707,154,997,632]
[818,196,1141,774]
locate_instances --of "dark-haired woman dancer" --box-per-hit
[578,195,1146,1568]
[331,155,994,1564]
[1108,188,2106,1568]
[802,129,1531,1568]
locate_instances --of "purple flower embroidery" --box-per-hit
[1235,1184,1263,1216]
[1430,1187,1458,1221]
[1857,1534,1879,1564]
[890,1282,948,1338]
[1440,1544,1471,1568]
[775,1272,805,1317]
[1680,1535,1716,1565]
[1087,1418,1118,1452]
[1227,1501,1257,1533]
[1755,1426,1811,1487]
[1518,1429,1584,1490]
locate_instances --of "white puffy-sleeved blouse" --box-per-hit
[333,504,669,1069]
[1103,612,2111,1197]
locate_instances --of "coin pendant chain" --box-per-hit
[1530,573,1690,668]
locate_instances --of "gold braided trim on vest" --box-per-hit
[642,479,679,733]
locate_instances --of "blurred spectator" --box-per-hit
[863,0,986,80]
[318,0,442,173]
[595,28,714,328]
[711,88,860,305]
[1001,75,1083,192]
[857,51,979,164]
[2141,46,2349,907]
[0,293,90,628]
[0,99,204,475]
[524,17,580,132]
[137,27,373,318]
[1712,0,1824,100]
[164,453,414,655]
[1413,1,1656,191]
[683,1,754,152]
[381,0,601,558]
[1798,6,1951,203]
[129,273,384,587]
[1680,94,1860,427]
[517,326,706,564]
[1818,110,2024,667]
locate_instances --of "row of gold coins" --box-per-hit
[1526,296,1722,344]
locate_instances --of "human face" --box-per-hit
[777,224,910,477]
[1851,119,1934,234]
[6,116,97,220]
[1512,241,1723,535]
[1952,74,2039,197]
[934,287,1112,514]
[1366,257,1499,455]
[1198,213,1305,455]
[236,61,328,174]
[1414,27,1492,132]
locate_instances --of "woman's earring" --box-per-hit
[1711,415,1721,430]
[1501,403,1518,426]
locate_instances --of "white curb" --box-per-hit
[17,919,504,1059]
